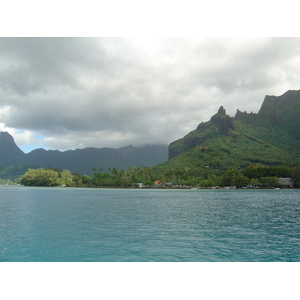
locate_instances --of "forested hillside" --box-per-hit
[158,90,300,173]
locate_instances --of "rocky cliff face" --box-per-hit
[210,106,234,135]
[258,89,300,140]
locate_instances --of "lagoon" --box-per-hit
[0,186,299,262]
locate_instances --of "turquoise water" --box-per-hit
[0,186,299,262]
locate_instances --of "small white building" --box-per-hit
[132,183,144,188]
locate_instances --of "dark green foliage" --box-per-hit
[241,166,289,179]
[259,177,278,187]
[221,169,249,188]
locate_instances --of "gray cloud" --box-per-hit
[0,37,300,152]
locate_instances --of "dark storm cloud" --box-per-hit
[0,37,300,151]
[0,38,111,96]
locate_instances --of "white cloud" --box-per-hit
[0,37,299,152]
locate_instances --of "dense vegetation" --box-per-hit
[19,168,74,187]
[19,165,300,188]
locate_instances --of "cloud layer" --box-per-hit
[1,37,300,152]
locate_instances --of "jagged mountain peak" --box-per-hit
[165,90,300,169]
[217,106,226,115]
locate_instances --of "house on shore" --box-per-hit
[277,178,293,188]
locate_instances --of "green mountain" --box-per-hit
[0,132,168,179]
[156,90,300,173]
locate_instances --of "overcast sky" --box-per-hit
[0,37,299,152]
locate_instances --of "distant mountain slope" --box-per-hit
[0,132,27,165]
[156,90,300,172]
[26,144,168,176]
[0,132,168,178]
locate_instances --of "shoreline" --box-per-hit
[3,184,298,190]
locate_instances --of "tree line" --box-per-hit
[19,165,300,188]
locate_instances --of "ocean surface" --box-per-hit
[0,185,299,262]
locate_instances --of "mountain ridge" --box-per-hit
[0,132,168,178]
[158,89,300,172]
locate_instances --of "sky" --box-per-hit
[1,4,300,153]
